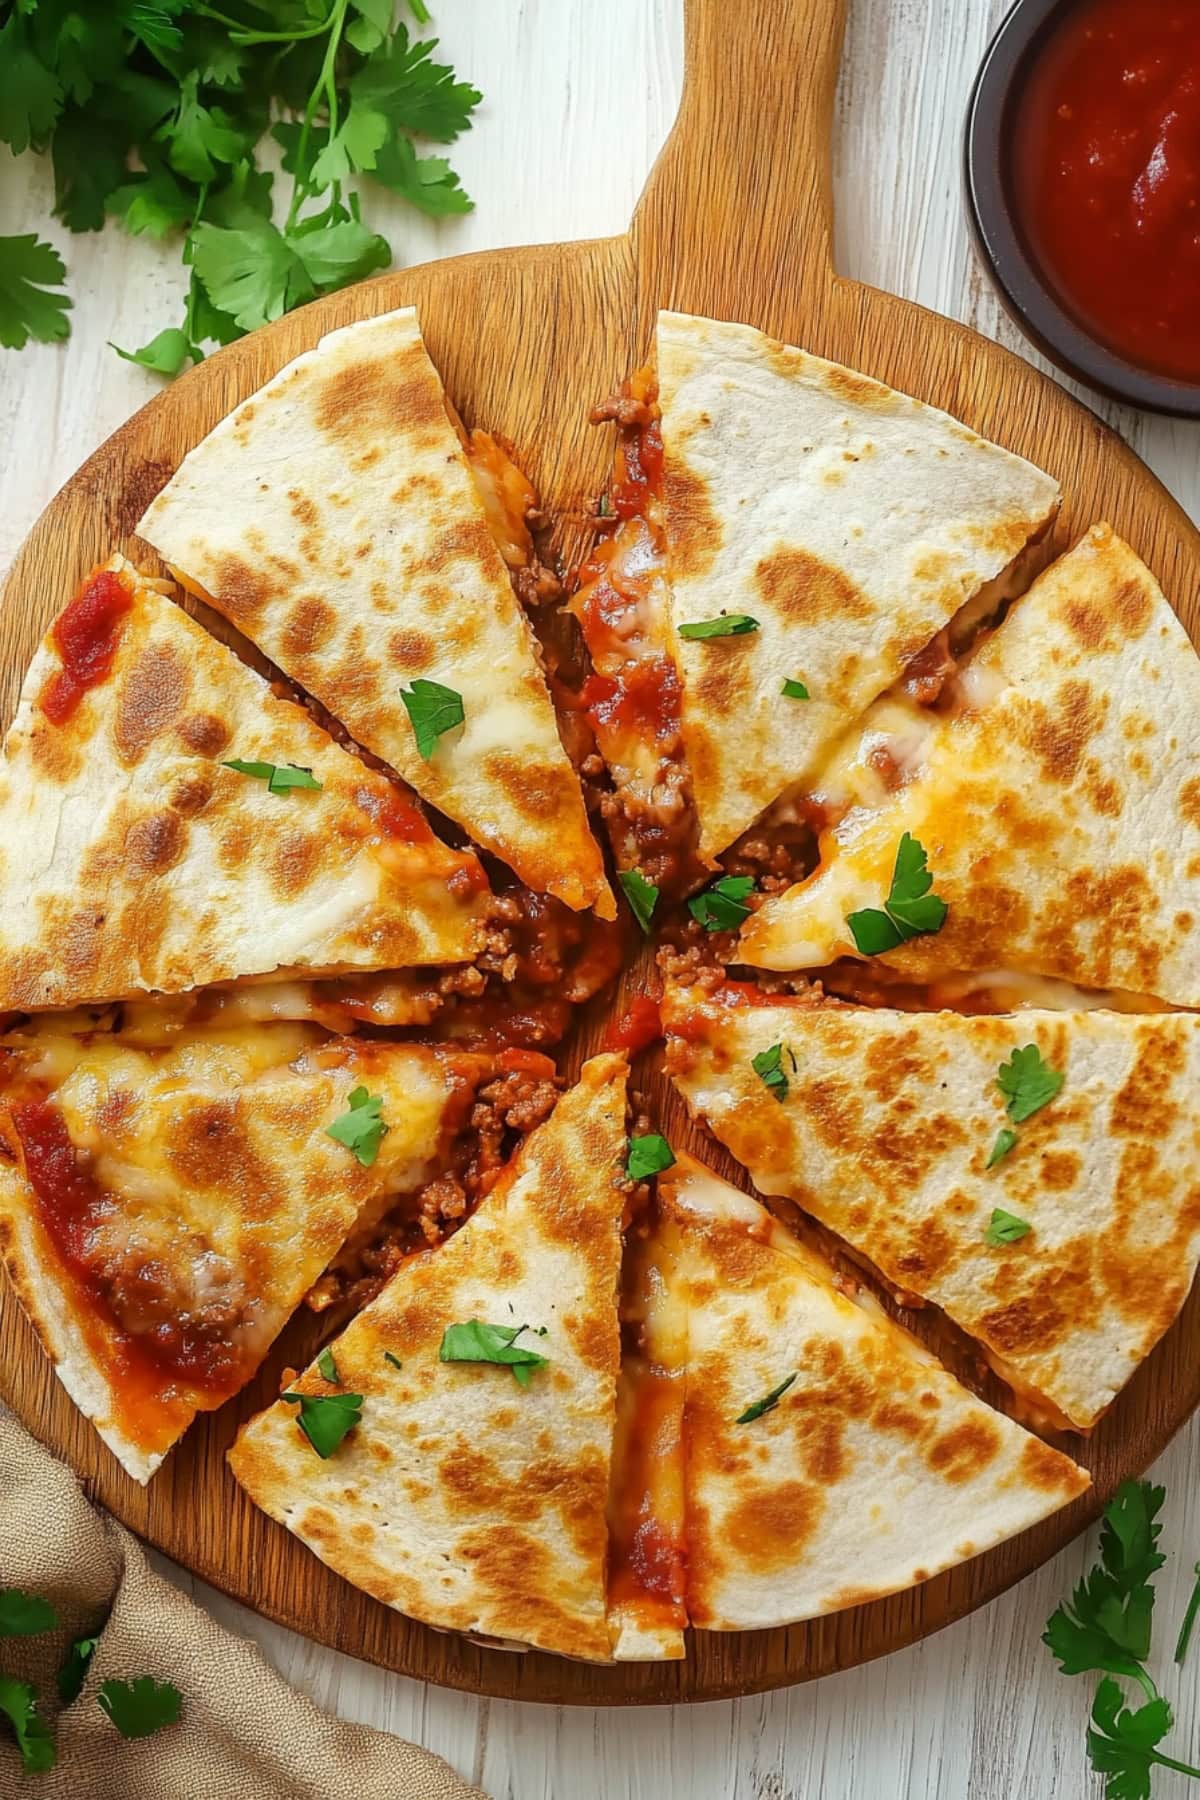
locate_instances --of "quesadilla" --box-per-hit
[0,1016,496,1481]
[572,312,1058,882]
[137,307,612,919]
[0,556,490,1014]
[657,1154,1089,1630]
[740,525,1200,1008]
[229,1053,630,1662]
[664,982,1200,1430]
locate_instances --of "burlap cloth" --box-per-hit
[0,1410,489,1798]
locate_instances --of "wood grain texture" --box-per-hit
[3,0,1200,1735]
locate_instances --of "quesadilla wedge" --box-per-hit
[740,525,1200,1007]
[229,1053,630,1661]
[572,312,1058,881]
[664,982,1200,1430]
[137,307,612,920]
[0,557,490,1014]
[657,1154,1089,1630]
[0,1017,497,1481]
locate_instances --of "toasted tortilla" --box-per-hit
[664,984,1200,1429]
[657,1154,1089,1630]
[0,557,489,1013]
[656,312,1060,858]
[741,525,1200,1005]
[0,1019,493,1481]
[229,1053,629,1661]
[138,307,612,918]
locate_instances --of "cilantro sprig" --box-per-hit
[997,1043,1064,1123]
[281,1388,364,1457]
[326,1085,388,1167]
[0,1676,55,1773]
[0,4,482,367]
[736,1371,797,1425]
[846,833,947,955]
[399,678,465,761]
[617,869,659,935]
[97,1676,182,1740]
[626,1133,675,1181]
[677,613,759,640]
[439,1321,549,1389]
[223,758,322,795]
[751,1042,794,1104]
[689,875,755,933]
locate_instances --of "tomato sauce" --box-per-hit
[581,657,681,742]
[39,569,133,725]
[356,781,434,845]
[605,995,663,1055]
[1010,0,1200,382]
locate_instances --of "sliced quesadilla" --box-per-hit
[229,1053,630,1661]
[137,307,612,919]
[0,557,490,1014]
[572,312,1058,883]
[740,525,1200,1007]
[657,1154,1089,1630]
[0,1016,496,1481]
[664,982,1200,1430]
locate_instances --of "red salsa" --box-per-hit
[605,995,663,1055]
[40,569,133,725]
[1010,0,1200,382]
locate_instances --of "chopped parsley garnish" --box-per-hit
[987,1127,1018,1169]
[316,1346,339,1383]
[677,614,759,640]
[439,1321,548,1389]
[97,1676,183,1741]
[736,1372,797,1425]
[997,1044,1065,1123]
[781,677,810,700]
[0,1590,58,1638]
[688,874,755,932]
[618,869,659,935]
[223,759,322,794]
[0,235,70,351]
[626,1133,675,1181]
[383,1351,403,1371]
[326,1087,388,1167]
[985,1207,1032,1246]
[399,678,465,760]
[846,832,948,955]
[281,1389,364,1458]
[56,1634,98,1706]
[0,1676,55,1772]
[752,1042,794,1104]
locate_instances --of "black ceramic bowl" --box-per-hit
[964,0,1200,419]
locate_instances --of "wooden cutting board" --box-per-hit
[4,0,1200,1706]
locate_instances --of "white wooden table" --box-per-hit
[5,3,1200,1794]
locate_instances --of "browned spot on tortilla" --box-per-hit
[1111,1028,1185,1138]
[755,546,871,625]
[388,628,436,671]
[288,491,318,529]
[1039,1149,1081,1191]
[927,1418,1001,1482]
[820,363,897,409]
[269,830,321,900]
[314,343,446,450]
[723,1480,824,1573]
[115,644,189,762]
[1180,777,1200,828]
[1012,679,1107,785]
[1020,1436,1084,1495]
[126,809,185,875]
[282,596,337,661]
[212,555,277,621]
[1060,574,1153,653]
[664,455,723,581]
[177,711,230,757]
[481,751,577,824]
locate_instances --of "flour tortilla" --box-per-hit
[0,1019,492,1482]
[657,1154,1089,1630]
[741,525,1200,1006]
[657,311,1060,858]
[229,1053,629,1662]
[138,307,612,918]
[0,557,489,1013]
[665,984,1200,1429]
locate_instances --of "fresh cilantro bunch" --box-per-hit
[0,0,481,370]
[1045,1480,1200,1798]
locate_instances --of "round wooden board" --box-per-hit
[4,0,1200,1706]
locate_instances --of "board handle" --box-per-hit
[631,0,848,321]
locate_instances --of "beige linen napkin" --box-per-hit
[0,1411,489,1799]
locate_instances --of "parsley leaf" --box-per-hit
[326,1087,388,1168]
[350,29,482,143]
[112,327,200,378]
[223,759,322,795]
[0,1676,55,1773]
[1044,1480,1166,1702]
[57,1634,98,1706]
[781,677,810,700]
[190,218,315,333]
[383,1350,403,1371]
[400,678,465,761]
[0,19,61,155]
[439,1321,549,1388]
[618,869,659,935]
[752,1042,792,1104]
[1086,1678,1193,1799]
[0,1590,58,1638]
[97,1675,182,1740]
[737,1372,797,1425]
[987,1127,1018,1168]
[281,1390,364,1459]
[677,614,759,640]
[317,1346,339,1383]
[688,875,755,932]
[997,1044,1064,1123]
[0,235,71,350]
[985,1207,1032,1246]
[846,833,948,956]
[626,1134,675,1181]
